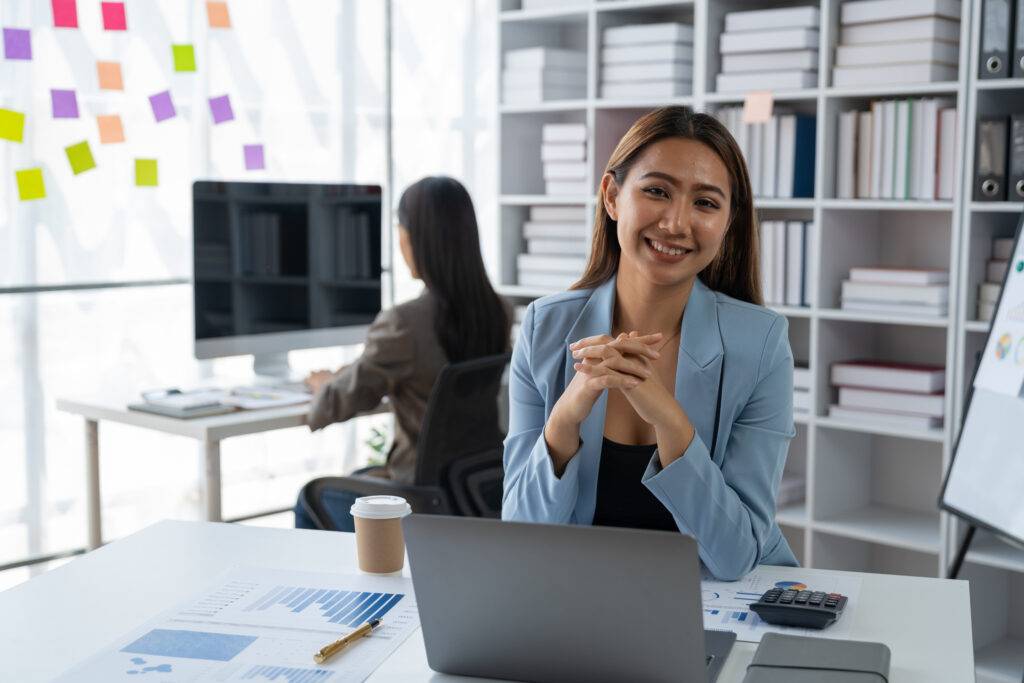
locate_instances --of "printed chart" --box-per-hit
[55,567,419,682]
[976,237,1024,397]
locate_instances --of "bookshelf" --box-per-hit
[496,1,1024,678]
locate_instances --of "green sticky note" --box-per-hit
[65,140,96,175]
[16,168,45,201]
[0,109,25,142]
[172,44,196,72]
[135,158,158,187]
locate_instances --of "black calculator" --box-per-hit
[748,587,848,629]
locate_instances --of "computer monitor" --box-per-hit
[192,180,383,376]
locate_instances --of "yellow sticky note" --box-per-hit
[16,168,45,201]
[66,140,96,175]
[97,61,123,90]
[172,44,196,72]
[0,108,25,142]
[742,91,774,124]
[97,114,124,144]
[135,158,158,186]
[206,1,231,28]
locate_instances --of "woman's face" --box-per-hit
[603,137,733,288]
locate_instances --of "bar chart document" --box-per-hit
[54,567,419,682]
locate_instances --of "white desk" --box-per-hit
[0,520,975,682]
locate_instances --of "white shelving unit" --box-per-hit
[496,2,1023,678]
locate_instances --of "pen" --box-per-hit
[313,618,382,664]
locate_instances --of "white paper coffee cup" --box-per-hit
[350,496,412,574]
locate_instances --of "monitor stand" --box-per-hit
[252,352,291,381]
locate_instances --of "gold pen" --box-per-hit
[313,617,382,664]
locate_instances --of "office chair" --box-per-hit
[298,352,511,530]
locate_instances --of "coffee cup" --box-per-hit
[350,495,412,574]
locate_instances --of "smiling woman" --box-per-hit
[501,106,798,581]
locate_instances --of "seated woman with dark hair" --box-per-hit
[294,176,510,530]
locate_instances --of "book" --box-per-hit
[848,267,949,284]
[839,0,961,25]
[776,115,796,200]
[759,221,774,304]
[128,389,235,419]
[832,62,958,87]
[794,365,812,390]
[543,161,588,180]
[937,107,957,199]
[979,282,1002,304]
[870,101,884,198]
[839,16,961,45]
[828,404,942,430]
[601,43,693,65]
[773,217,787,304]
[831,360,946,393]
[530,206,584,222]
[750,121,763,197]
[834,39,960,67]
[725,6,820,32]
[716,70,817,93]
[720,28,819,54]
[841,280,949,306]
[993,237,1015,260]
[522,220,589,239]
[895,99,911,199]
[793,389,812,413]
[602,61,693,82]
[503,83,585,103]
[505,47,587,70]
[721,50,819,74]
[521,0,587,8]
[604,22,694,46]
[979,301,996,321]
[518,253,587,274]
[856,111,873,198]
[542,123,587,142]
[785,221,806,306]
[838,386,945,417]
[840,300,947,316]
[881,100,896,198]
[761,115,779,198]
[988,259,1010,282]
[791,115,816,198]
[527,238,588,256]
[504,68,586,89]
[518,270,577,289]
[600,80,691,99]
[837,110,858,199]
[541,143,586,162]
[546,180,590,196]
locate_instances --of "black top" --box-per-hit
[591,438,678,531]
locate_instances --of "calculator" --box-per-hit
[748,587,848,629]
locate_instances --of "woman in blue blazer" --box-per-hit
[502,106,798,581]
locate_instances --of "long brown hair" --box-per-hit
[572,105,762,305]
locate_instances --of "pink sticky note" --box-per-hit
[149,91,176,122]
[51,89,79,118]
[244,144,265,171]
[742,91,774,124]
[209,95,234,124]
[101,2,127,31]
[52,0,78,28]
[3,28,31,60]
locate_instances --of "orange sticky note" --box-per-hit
[206,1,231,28]
[742,91,774,124]
[97,114,124,143]
[97,61,123,90]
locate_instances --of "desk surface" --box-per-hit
[0,520,974,683]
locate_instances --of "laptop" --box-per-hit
[403,515,736,683]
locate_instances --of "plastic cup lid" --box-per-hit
[350,495,412,520]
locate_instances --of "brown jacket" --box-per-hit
[307,293,447,484]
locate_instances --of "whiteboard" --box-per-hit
[941,218,1024,545]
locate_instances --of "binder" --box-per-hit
[792,114,816,198]
[980,0,1013,79]
[1015,0,1024,76]
[1010,114,1024,200]
[974,117,1009,201]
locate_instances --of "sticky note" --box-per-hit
[51,89,79,119]
[209,95,234,124]
[101,2,127,31]
[742,91,774,124]
[206,1,231,28]
[244,144,265,171]
[0,109,25,142]
[149,91,176,122]
[97,61,123,90]
[97,114,124,144]
[3,28,31,60]
[52,0,78,28]
[65,140,96,175]
[135,159,158,187]
[16,168,45,201]
[172,44,196,72]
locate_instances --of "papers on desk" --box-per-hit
[55,566,420,682]
[701,567,862,643]
[128,386,309,418]
[223,386,311,410]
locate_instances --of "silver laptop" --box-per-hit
[403,515,736,683]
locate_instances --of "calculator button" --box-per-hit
[762,595,778,603]
[779,594,795,604]
[794,591,810,604]
[809,596,823,605]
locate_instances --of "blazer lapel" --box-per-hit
[675,278,725,459]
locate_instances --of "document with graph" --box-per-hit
[55,566,419,682]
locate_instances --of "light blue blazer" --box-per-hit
[501,275,799,581]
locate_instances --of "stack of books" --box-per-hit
[600,22,693,100]
[840,266,949,317]
[760,220,811,307]
[716,6,819,93]
[542,123,588,196]
[518,205,588,290]
[829,360,946,431]
[716,107,816,198]
[979,237,1015,321]
[503,47,586,105]
[832,0,961,87]
[835,98,957,200]
[793,364,811,414]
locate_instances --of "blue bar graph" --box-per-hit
[242,664,333,682]
[245,585,405,626]
[120,629,256,662]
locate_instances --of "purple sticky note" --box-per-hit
[149,90,176,122]
[209,95,234,124]
[3,28,31,60]
[244,144,265,171]
[51,89,79,118]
